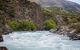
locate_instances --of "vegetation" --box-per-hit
[0,0,80,32]
[8,20,37,31]
[43,7,80,33]
[44,19,56,30]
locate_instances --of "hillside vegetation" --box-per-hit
[42,7,80,35]
[0,0,80,35]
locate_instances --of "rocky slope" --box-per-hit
[0,0,45,35]
[36,0,80,40]
[44,7,80,40]
[37,0,80,12]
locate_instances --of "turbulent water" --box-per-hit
[2,31,80,50]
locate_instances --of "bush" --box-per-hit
[8,21,19,31]
[19,20,37,31]
[44,19,56,30]
[8,20,37,31]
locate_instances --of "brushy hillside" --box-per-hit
[0,0,80,35]
[0,0,44,34]
[42,7,80,34]
[0,0,57,34]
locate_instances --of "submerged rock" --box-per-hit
[0,47,8,50]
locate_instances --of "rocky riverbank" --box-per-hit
[50,26,80,40]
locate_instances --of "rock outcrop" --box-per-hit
[50,15,80,40]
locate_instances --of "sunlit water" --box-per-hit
[1,31,80,50]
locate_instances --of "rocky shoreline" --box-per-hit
[50,26,80,40]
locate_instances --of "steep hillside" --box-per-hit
[0,0,58,35]
[0,0,45,35]
[37,0,80,12]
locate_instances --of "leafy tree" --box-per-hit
[8,20,19,31]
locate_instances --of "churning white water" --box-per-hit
[2,31,80,50]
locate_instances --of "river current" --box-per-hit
[1,31,80,50]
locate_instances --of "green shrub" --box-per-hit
[8,20,37,31]
[19,20,37,31]
[8,21,19,31]
[44,19,56,30]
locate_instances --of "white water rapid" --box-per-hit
[2,31,80,50]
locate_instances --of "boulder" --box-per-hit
[69,34,80,40]
[0,47,8,50]
[67,29,80,40]
[0,35,3,42]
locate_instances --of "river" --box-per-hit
[1,31,80,50]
